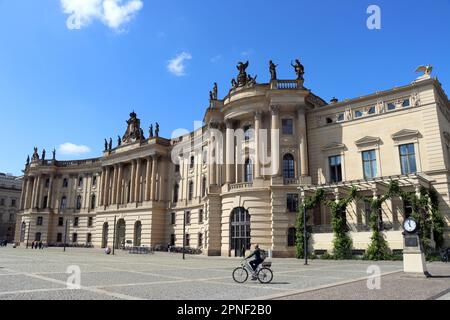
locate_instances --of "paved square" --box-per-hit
[0,247,447,300]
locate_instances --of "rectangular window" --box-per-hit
[367,106,376,115]
[35,232,41,241]
[282,119,293,135]
[362,150,377,179]
[58,217,64,226]
[37,216,43,226]
[190,156,195,169]
[288,228,296,247]
[329,155,343,183]
[57,233,62,242]
[88,217,93,227]
[11,199,16,207]
[72,233,78,243]
[185,234,190,247]
[402,99,410,108]
[92,176,97,186]
[170,234,175,246]
[199,209,204,223]
[354,110,363,118]
[0,198,4,206]
[399,143,417,174]
[337,113,345,122]
[73,217,79,227]
[87,233,92,243]
[287,194,299,213]
[171,212,176,225]
[185,211,190,225]
[198,233,203,247]
[175,164,180,173]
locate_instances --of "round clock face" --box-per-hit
[403,218,417,233]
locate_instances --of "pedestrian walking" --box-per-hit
[31,241,35,249]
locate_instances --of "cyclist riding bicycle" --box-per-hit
[245,244,265,280]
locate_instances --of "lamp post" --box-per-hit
[26,221,31,249]
[183,210,186,260]
[303,204,308,265]
[112,215,117,255]
[63,218,69,252]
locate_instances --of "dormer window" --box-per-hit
[354,110,363,118]
[387,103,396,111]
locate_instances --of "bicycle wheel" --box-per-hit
[232,267,249,283]
[257,268,273,284]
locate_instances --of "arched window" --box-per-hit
[202,176,207,197]
[60,196,67,210]
[188,181,194,201]
[173,184,179,203]
[76,195,82,210]
[283,154,295,179]
[62,178,68,188]
[78,177,83,187]
[244,125,253,141]
[245,159,253,183]
[90,195,96,210]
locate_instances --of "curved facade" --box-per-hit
[15,63,450,257]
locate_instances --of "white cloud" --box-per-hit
[60,0,143,31]
[167,52,192,76]
[210,54,222,63]
[59,143,91,156]
[241,49,254,57]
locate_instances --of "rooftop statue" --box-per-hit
[213,82,218,100]
[104,139,108,151]
[236,61,249,86]
[149,124,154,138]
[32,147,39,161]
[415,65,433,77]
[26,155,30,166]
[52,149,56,161]
[269,60,278,80]
[231,78,237,89]
[117,135,122,146]
[291,59,305,80]
[109,138,112,151]
[155,122,160,137]
[122,111,143,144]
[41,149,46,161]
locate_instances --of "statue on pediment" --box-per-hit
[291,59,305,80]
[269,60,277,80]
[236,61,249,86]
[155,122,160,137]
[31,147,39,161]
[149,124,154,138]
[122,111,144,144]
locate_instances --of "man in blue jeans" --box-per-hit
[245,244,264,280]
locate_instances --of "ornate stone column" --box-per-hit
[20,178,28,210]
[208,138,217,186]
[254,111,262,179]
[271,106,280,176]
[111,165,118,204]
[225,120,235,184]
[104,167,110,206]
[34,175,42,209]
[150,155,158,201]
[27,177,34,209]
[116,164,123,205]
[145,156,152,201]
[130,160,136,203]
[47,175,54,209]
[135,159,141,203]
[297,108,309,176]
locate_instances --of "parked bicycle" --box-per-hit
[232,259,273,284]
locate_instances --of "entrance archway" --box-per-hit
[134,221,142,246]
[115,219,126,249]
[101,222,109,248]
[20,222,26,242]
[230,207,251,257]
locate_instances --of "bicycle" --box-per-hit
[232,259,273,284]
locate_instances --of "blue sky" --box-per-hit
[0,0,449,176]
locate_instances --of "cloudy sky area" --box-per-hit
[0,0,449,175]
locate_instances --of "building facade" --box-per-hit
[0,173,22,243]
[15,62,450,257]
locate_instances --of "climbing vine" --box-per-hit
[295,189,325,259]
[363,181,400,260]
[325,187,358,260]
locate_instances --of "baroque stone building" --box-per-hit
[15,61,450,257]
[0,173,22,243]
